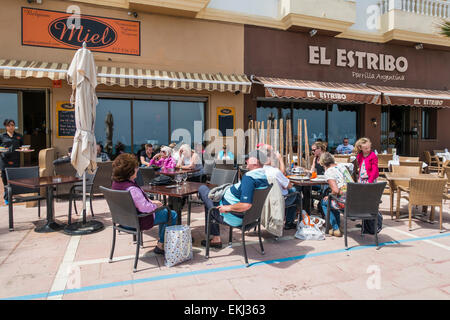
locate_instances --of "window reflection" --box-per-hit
[0,92,18,130]
[171,101,204,146]
[95,99,132,154]
[134,100,169,149]
[327,104,357,150]
[293,104,326,148]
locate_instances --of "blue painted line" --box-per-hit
[2,232,450,300]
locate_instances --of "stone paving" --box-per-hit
[0,193,449,300]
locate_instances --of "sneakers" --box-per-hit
[328,229,343,237]
[201,239,223,249]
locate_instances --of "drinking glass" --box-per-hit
[182,173,188,184]
[175,174,182,188]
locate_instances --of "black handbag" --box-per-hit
[150,174,173,186]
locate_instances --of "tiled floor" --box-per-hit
[0,193,449,300]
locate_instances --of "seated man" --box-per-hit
[198,150,269,248]
[217,144,234,161]
[336,138,354,155]
[53,147,72,165]
[96,143,111,162]
[261,148,301,230]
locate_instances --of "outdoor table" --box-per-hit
[8,175,81,233]
[157,168,200,177]
[289,176,329,214]
[142,181,216,225]
[436,152,450,161]
[384,173,436,220]
[388,159,428,171]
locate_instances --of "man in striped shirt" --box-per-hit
[198,150,269,249]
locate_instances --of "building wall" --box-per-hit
[362,104,382,152]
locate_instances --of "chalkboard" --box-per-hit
[58,110,76,137]
[218,115,234,136]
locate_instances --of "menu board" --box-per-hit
[56,101,76,138]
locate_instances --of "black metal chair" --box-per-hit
[101,186,172,272]
[205,184,273,267]
[202,160,215,182]
[187,168,238,225]
[325,182,386,249]
[6,166,46,231]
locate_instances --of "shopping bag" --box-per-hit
[164,225,193,267]
[294,210,325,241]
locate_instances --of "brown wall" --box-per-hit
[244,25,450,90]
[361,104,382,152]
[417,108,450,159]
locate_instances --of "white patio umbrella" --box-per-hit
[64,42,103,235]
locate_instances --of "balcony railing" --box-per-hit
[379,0,449,18]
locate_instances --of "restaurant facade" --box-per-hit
[0,0,250,165]
[244,25,450,157]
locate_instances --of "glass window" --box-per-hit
[293,104,326,147]
[257,107,278,123]
[134,100,169,149]
[0,92,18,130]
[422,108,437,139]
[95,99,132,154]
[170,101,204,146]
[327,104,357,151]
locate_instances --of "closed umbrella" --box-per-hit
[64,42,103,235]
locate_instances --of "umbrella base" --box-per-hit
[35,222,66,233]
[64,220,104,235]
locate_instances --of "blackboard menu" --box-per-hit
[56,101,76,138]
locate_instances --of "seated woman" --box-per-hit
[111,153,177,254]
[319,152,354,237]
[149,146,176,169]
[176,143,204,182]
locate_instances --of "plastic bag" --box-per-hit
[294,210,325,241]
[164,225,193,267]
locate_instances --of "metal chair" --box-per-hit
[53,162,77,200]
[139,167,156,185]
[325,182,386,249]
[101,186,172,272]
[5,166,46,231]
[202,160,215,181]
[205,184,273,267]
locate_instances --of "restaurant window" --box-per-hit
[327,104,358,151]
[256,101,359,153]
[421,108,437,140]
[95,96,205,155]
[0,92,19,131]
[171,101,205,145]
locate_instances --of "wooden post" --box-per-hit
[273,119,278,154]
[260,121,265,146]
[304,119,310,169]
[266,120,271,146]
[298,119,302,167]
[279,118,284,166]
[288,119,293,168]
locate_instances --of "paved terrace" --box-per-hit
[0,193,449,300]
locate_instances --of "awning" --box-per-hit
[369,85,450,108]
[0,59,251,94]
[258,77,381,104]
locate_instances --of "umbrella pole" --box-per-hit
[83,171,87,224]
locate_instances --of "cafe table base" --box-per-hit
[64,220,104,235]
[35,221,66,233]
[35,185,64,233]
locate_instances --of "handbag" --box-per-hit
[164,225,193,267]
[294,210,325,241]
[150,174,173,186]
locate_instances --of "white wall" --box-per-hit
[207,0,280,19]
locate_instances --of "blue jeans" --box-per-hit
[285,187,300,224]
[153,208,178,243]
[321,199,341,231]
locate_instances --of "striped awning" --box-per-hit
[369,85,450,108]
[0,59,251,94]
[258,77,381,104]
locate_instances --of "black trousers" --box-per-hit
[1,163,19,201]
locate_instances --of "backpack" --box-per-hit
[150,174,173,186]
[362,212,383,235]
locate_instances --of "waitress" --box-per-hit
[0,119,23,204]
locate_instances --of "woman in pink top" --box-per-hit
[355,137,379,183]
[111,153,177,255]
[149,146,176,169]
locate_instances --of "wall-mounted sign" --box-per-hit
[217,107,235,136]
[308,46,408,73]
[22,7,140,56]
[56,101,76,138]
